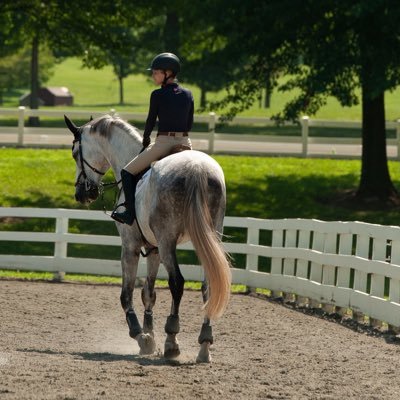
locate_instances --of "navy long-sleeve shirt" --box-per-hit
[143,83,194,138]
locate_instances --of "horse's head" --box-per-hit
[64,115,109,204]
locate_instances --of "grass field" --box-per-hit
[1,149,400,272]
[2,57,400,121]
[1,148,400,224]
[1,56,400,280]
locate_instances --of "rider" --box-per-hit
[111,52,194,225]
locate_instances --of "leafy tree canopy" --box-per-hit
[202,0,400,122]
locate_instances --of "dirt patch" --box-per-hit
[1,280,400,399]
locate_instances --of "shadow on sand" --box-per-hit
[17,347,198,366]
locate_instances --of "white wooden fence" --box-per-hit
[1,207,400,330]
[1,107,400,158]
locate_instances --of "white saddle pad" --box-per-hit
[135,169,151,196]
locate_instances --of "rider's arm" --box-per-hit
[143,90,158,139]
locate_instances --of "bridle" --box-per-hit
[72,128,106,188]
[72,127,121,210]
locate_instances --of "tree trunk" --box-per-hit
[357,88,397,200]
[164,12,180,54]
[118,62,124,105]
[119,75,124,105]
[29,34,40,127]
[264,79,272,108]
[200,87,206,108]
[355,7,398,203]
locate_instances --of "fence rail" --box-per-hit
[1,107,400,159]
[1,207,400,331]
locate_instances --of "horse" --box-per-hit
[64,114,231,363]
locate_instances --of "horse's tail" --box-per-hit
[183,165,231,320]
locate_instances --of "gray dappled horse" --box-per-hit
[64,114,231,363]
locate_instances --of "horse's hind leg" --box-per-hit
[159,243,185,359]
[196,217,225,363]
[196,280,214,363]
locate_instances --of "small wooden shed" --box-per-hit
[19,87,73,106]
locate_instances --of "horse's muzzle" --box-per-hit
[75,181,99,203]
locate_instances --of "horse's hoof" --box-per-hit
[164,347,181,359]
[196,342,211,363]
[137,333,156,355]
[196,353,211,363]
[164,334,180,359]
[139,347,155,356]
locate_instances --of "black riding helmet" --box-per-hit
[147,52,181,76]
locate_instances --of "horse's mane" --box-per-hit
[90,114,142,141]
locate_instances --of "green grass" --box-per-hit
[219,155,400,224]
[1,149,400,272]
[0,269,248,292]
[1,149,400,282]
[2,149,400,224]
[3,57,400,140]
[3,57,400,121]
[2,55,400,281]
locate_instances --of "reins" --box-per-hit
[98,179,121,213]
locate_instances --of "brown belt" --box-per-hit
[157,131,189,137]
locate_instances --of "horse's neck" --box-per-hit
[105,134,142,177]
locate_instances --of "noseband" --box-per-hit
[72,128,106,187]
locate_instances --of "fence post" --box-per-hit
[18,106,25,147]
[54,216,69,281]
[396,119,400,160]
[208,112,216,153]
[301,116,309,157]
[246,226,259,293]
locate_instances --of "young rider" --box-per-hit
[111,52,194,225]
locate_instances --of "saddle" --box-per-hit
[139,145,192,186]
[167,144,192,156]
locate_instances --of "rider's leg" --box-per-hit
[111,137,173,225]
[111,169,138,225]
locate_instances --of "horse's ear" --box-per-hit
[90,115,93,121]
[64,115,79,136]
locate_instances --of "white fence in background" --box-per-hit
[1,207,400,330]
[1,107,400,159]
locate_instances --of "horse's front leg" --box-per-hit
[139,250,160,354]
[160,244,184,359]
[120,237,155,355]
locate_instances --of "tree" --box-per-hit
[77,3,159,105]
[0,44,55,105]
[82,29,140,105]
[179,32,235,108]
[157,2,238,109]
[1,1,74,124]
[2,0,145,118]
[203,0,400,203]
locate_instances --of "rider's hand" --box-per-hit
[142,136,151,148]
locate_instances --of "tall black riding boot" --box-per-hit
[111,169,138,225]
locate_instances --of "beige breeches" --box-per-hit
[124,134,192,175]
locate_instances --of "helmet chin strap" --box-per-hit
[162,71,174,86]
